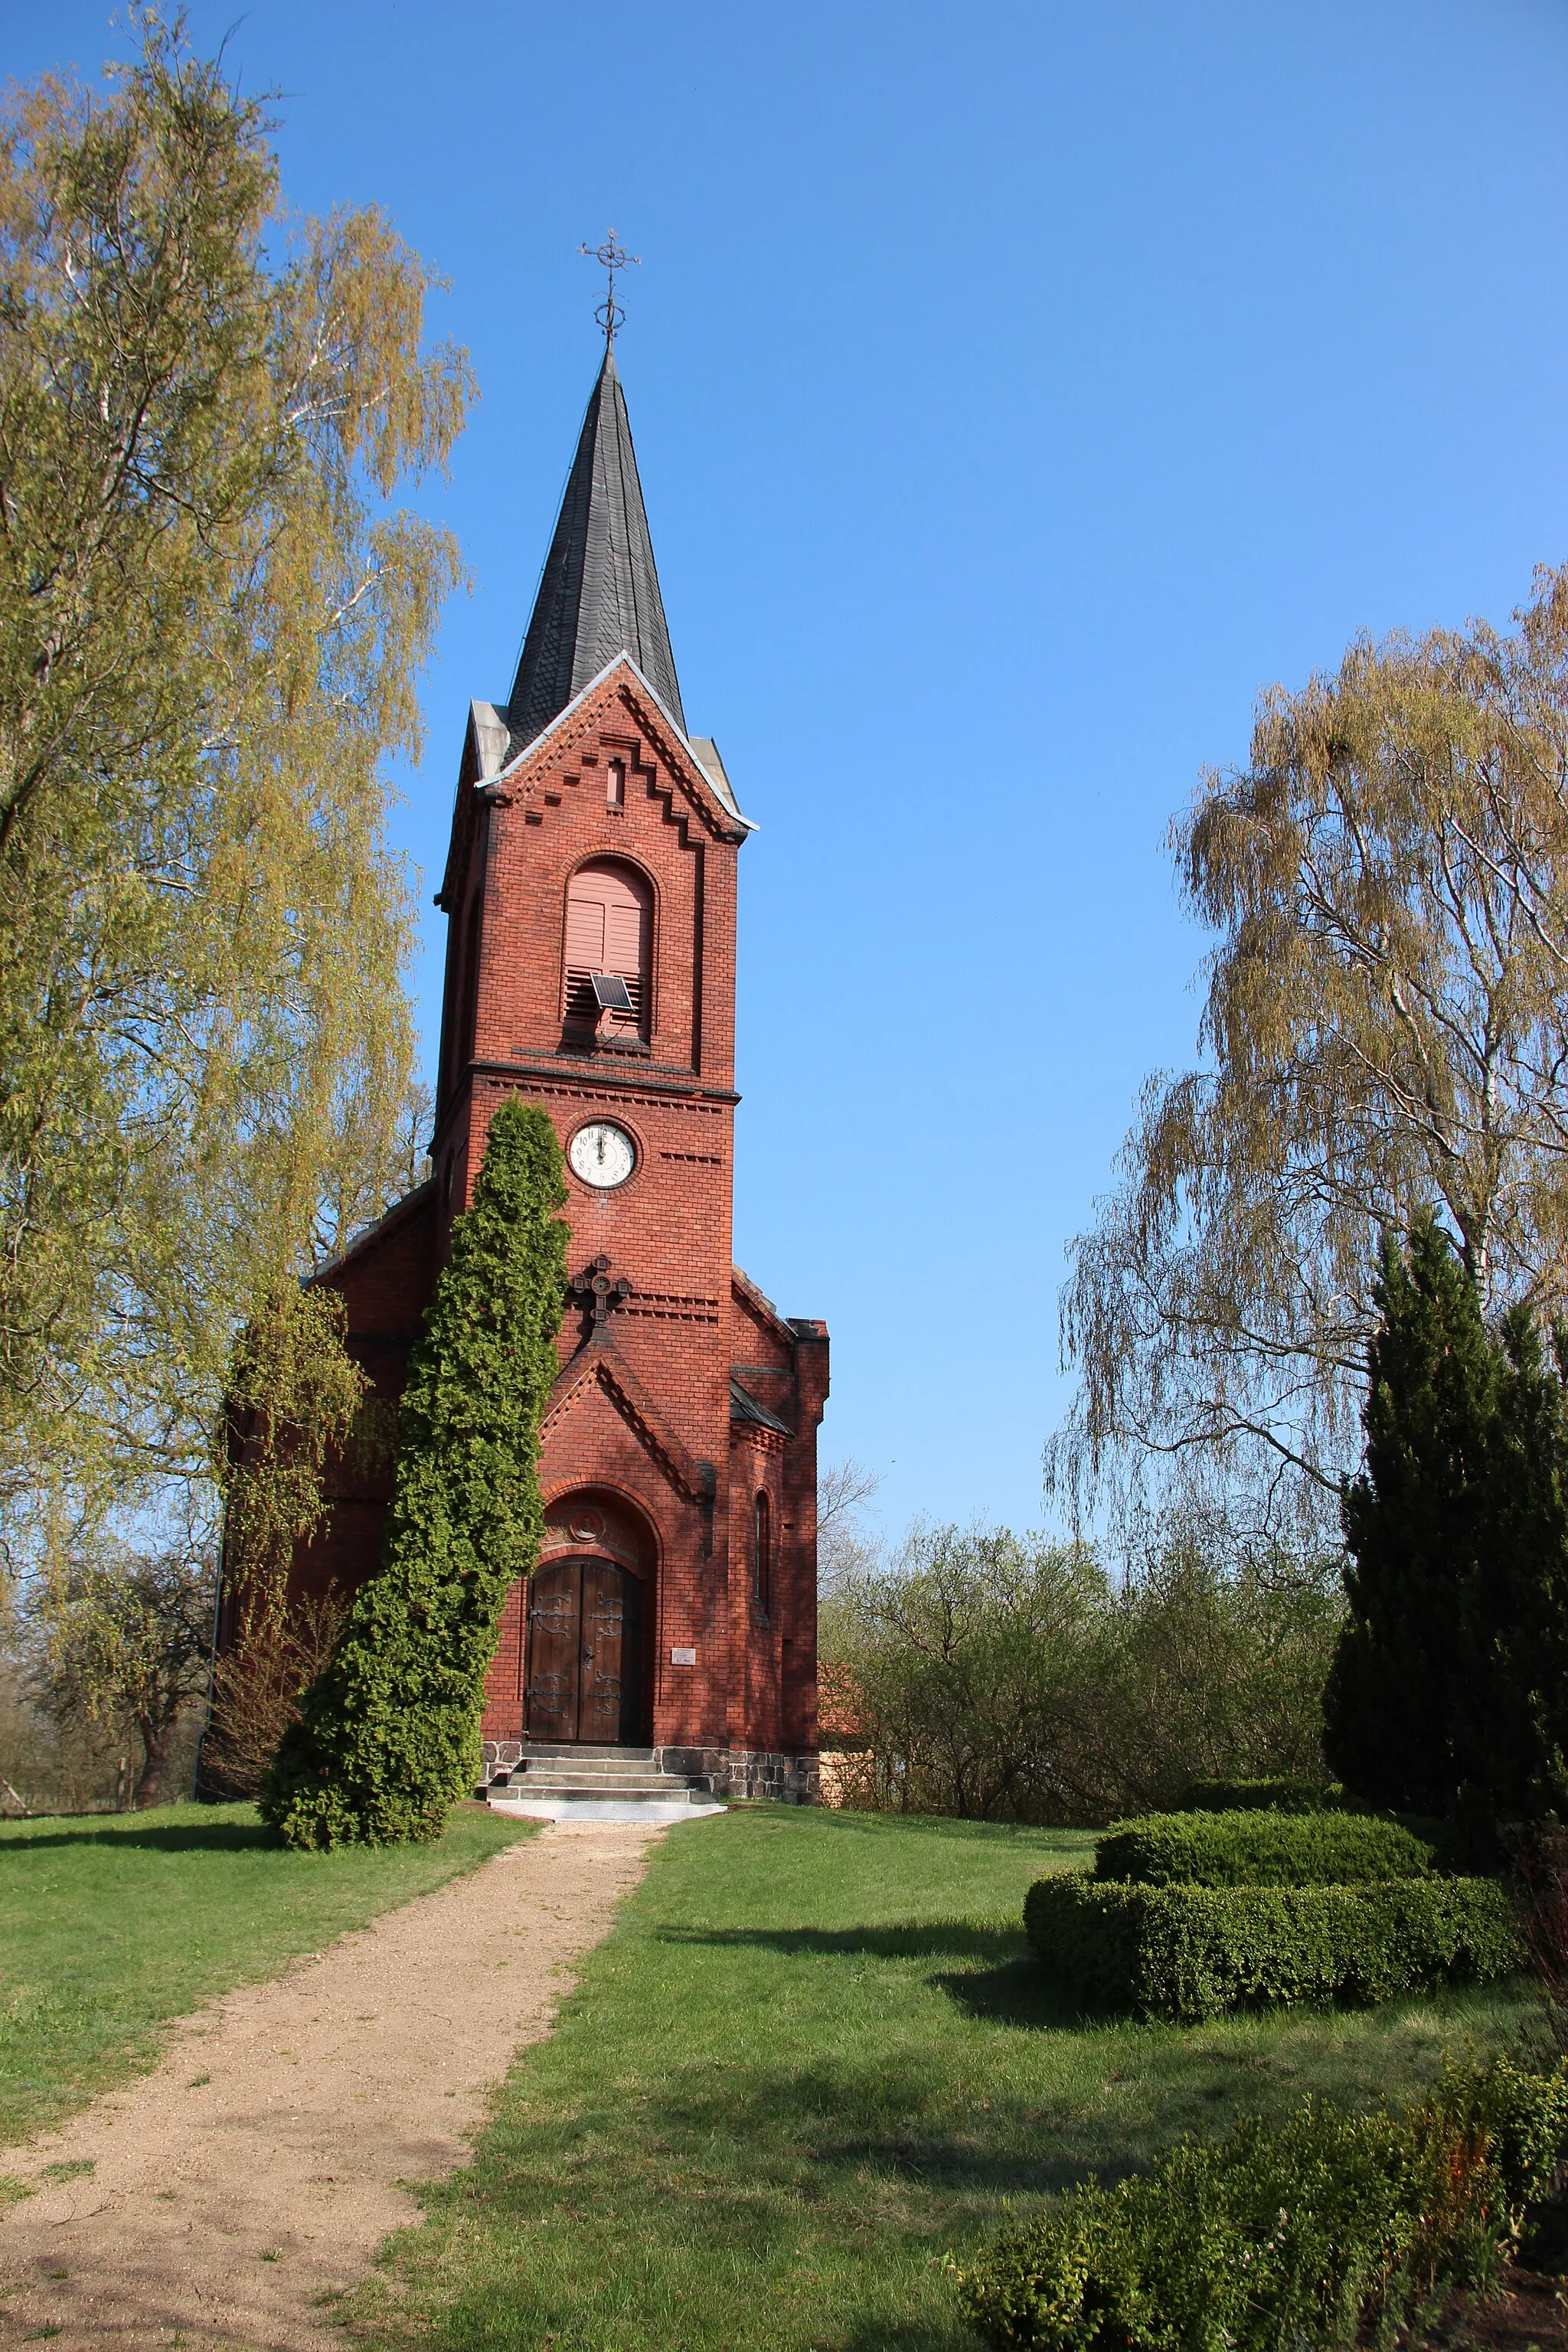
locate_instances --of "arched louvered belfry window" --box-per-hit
[753,1489,772,1618]
[563,858,652,1039]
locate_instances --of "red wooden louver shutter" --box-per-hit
[563,861,651,1035]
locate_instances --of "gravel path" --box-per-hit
[0,1818,662,2350]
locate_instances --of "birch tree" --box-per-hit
[0,18,472,1568]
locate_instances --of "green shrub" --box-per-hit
[954,2056,1568,2352]
[1024,1872,1524,2022]
[1181,1774,1338,1812]
[1093,1807,1437,1887]
[261,1102,567,1849]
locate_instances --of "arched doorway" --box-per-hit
[525,1492,655,1745]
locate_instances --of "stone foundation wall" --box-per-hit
[656,1744,818,1805]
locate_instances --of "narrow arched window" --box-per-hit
[753,1489,772,1618]
[564,858,652,1038]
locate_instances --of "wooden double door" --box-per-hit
[525,1556,646,1743]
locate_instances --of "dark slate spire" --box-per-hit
[506,349,686,747]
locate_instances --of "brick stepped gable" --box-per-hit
[487,1743,717,1807]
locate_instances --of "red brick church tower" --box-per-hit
[281,333,828,1804]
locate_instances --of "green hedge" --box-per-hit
[1024,1871,1524,2022]
[955,2056,1568,2352]
[1181,1775,1338,1812]
[1093,1807,1438,1887]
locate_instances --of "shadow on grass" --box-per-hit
[0,1820,272,1854]
[934,1952,1119,2033]
[837,2326,972,2352]
[774,1808,1088,1847]
[636,2055,1124,2200]
[655,1919,1118,2033]
[656,1921,1023,1962]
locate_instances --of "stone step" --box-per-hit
[476,1743,713,1807]
[511,1772,691,1793]
[512,1767,680,1785]
[511,1743,655,1763]
[500,1783,717,1808]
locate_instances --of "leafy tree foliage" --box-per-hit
[214,1277,369,1612]
[0,23,470,1568]
[1054,570,1568,1537]
[1096,1518,1341,1818]
[819,1514,1340,1824]
[32,1538,214,1806]
[262,1102,567,1849]
[205,1587,346,1798]
[192,1277,368,1795]
[18,1270,366,1803]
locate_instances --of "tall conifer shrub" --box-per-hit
[1468,1308,1568,1820]
[262,1102,567,1848]
[1324,1215,1494,1815]
[1325,1214,1568,1821]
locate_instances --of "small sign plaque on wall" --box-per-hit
[670,1645,697,1666]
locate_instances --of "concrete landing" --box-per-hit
[486,1793,727,1824]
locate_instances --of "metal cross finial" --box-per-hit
[580,229,640,348]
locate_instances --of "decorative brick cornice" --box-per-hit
[734,1420,787,1457]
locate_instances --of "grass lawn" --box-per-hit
[0,1800,535,2148]
[360,1806,1540,2352]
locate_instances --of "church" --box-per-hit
[267,323,828,1808]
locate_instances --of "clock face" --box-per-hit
[569,1120,636,1189]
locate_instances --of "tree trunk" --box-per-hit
[133,1722,174,1808]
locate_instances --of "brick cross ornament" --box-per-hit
[570,1253,632,1327]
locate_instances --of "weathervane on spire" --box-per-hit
[580,229,640,349]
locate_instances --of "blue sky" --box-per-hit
[13,2,1568,1544]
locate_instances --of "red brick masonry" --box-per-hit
[256,658,827,1799]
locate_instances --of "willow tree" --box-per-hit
[0,24,472,1573]
[1052,567,1568,1537]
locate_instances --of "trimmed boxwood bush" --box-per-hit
[1024,1871,1523,2022]
[954,2056,1568,2352]
[1181,1775,1338,1812]
[1093,1807,1438,1888]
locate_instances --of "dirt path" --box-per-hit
[0,1818,662,2350]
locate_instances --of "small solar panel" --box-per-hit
[590,972,635,1012]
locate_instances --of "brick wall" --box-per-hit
[252,659,828,1789]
